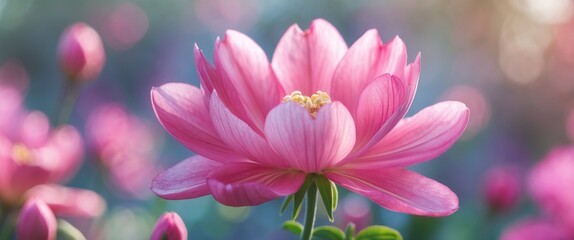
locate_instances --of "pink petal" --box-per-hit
[194,44,215,98]
[326,168,458,216]
[331,33,407,114]
[17,198,57,240]
[26,184,106,217]
[264,102,356,172]
[151,83,240,162]
[42,125,84,183]
[404,53,421,108]
[353,74,408,152]
[348,101,469,169]
[151,155,221,200]
[209,93,286,167]
[272,19,348,95]
[206,162,305,206]
[501,218,569,240]
[215,30,285,130]
[18,111,50,148]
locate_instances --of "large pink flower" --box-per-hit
[151,19,469,216]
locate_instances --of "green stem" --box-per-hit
[56,81,80,125]
[301,182,318,240]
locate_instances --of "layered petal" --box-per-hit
[210,93,286,167]
[404,53,421,107]
[331,32,407,114]
[326,168,458,216]
[26,184,106,217]
[272,19,348,95]
[347,101,469,169]
[353,74,408,153]
[206,162,305,206]
[152,155,222,200]
[194,45,215,99]
[151,83,239,162]
[265,102,356,172]
[215,30,285,130]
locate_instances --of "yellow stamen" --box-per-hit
[282,90,332,117]
[11,143,33,165]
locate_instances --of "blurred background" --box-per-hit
[1,0,574,239]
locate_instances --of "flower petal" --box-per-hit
[326,168,458,216]
[194,44,216,99]
[404,53,421,107]
[264,102,356,172]
[151,155,222,200]
[41,125,83,183]
[272,19,348,95]
[151,83,240,162]
[353,74,408,152]
[215,30,285,130]
[348,101,469,169]
[206,162,305,206]
[26,184,106,217]
[331,32,407,114]
[210,93,286,167]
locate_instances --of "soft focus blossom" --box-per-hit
[58,22,105,82]
[500,218,569,240]
[335,195,372,230]
[17,198,57,240]
[0,112,83,204]
[150,212,188,240]
[482,166,521,212]
[26,184,106,217]
[86,103,160,198]
[151,19,469,216]
[528,146,574,236]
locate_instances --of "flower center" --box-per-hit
[282,90,332,117]
[11,143,33,165]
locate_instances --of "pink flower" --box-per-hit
[17,198,57,240]
[86,104,160,198]
[151,19,469,216]
[528,146,574,236]
[482,166,521,212]
[58,22,105,82]
[0,111,83,204]
[26,184,106,218]
[501,218,569,240]
[150,212,188,240]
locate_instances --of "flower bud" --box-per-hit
[150,212,187,240]
[58,22,105,83]
[482,166,521,212]
[17,198,57,240]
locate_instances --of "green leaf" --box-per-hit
[345,222,356,240]
[282,221,303,235]
[57,219,86,240]
[331,180,338,211]
[312,226,345,240]
[315,175,335,222]
[293,174,314,220]
[356,226,402,240]
[280,194,294,215]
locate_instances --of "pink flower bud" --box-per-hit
[58,22,105,82]
[482,166,521,212]
[151,212,187,240]
[17,198,57,240]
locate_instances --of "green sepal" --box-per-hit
[315,175,336,222]
[280,194,294,215]
[282,220,303,236]
[312,226,345,240]
[57,219,87,240]
[331,180,338,211]
[293,174,315,220]
[356,225,402,240]
[345,222,356,240]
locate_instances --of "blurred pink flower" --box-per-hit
[335,195,372,230]
[0,110,83,204]
[151,19,469,216]
[86,103,160,198]
[528,146,574,236]
[26,184,106,218]
[150,212,187,240]
[482,166,521,212]
[17,198,57,240]
[58,22,105,82]
[100,3,148,50]
[501,218,569,240]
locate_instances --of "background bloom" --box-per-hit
[151,18,469,216]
